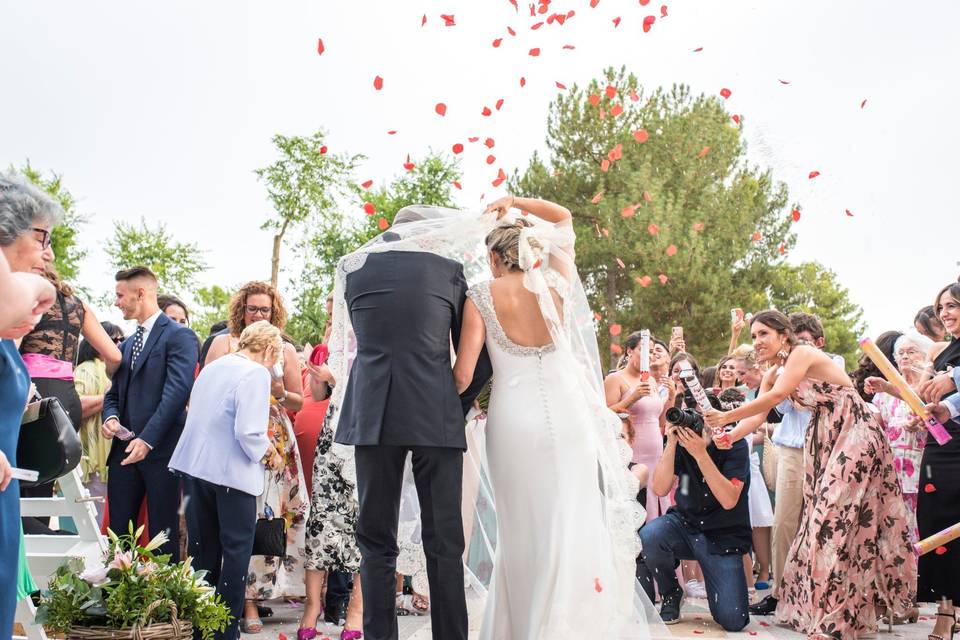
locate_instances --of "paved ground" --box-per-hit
[244,586,941,639]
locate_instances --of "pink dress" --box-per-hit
[776,377,917,638]
[621,384,669,522]
[871,392,925,542]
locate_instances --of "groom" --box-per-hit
[335,208,491,640]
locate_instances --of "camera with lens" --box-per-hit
[665,390,724,435]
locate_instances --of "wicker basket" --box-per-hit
[66,600,193,640]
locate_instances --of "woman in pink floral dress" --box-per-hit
[706,310,916,639]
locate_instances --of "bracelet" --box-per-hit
[275,390,287,404]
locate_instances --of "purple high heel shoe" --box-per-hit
[296,628,318,640]
[340,631,363,640]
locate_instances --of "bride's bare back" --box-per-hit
[487,274,562,348]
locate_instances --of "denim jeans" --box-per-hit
[639,512,749,631]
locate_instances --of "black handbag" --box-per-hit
[251,475,287,557]
[17,397,83,487]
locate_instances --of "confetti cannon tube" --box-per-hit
[914,522,960,556]
[859,336,952,445]
[639,330,650,380]
[678,364,729,444]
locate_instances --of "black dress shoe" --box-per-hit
[256,604,274,618]
[659,587,684,625]
[324,601,347,625]
[748,595,779,616]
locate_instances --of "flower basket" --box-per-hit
[65,600,192,640]
[36,525,231,640]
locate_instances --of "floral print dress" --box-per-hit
[871,391,926,542]
[776,377,917,639]
[246,399,308,599]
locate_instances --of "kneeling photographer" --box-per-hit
[639,393,751,630]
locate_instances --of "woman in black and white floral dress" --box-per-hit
[299,364,364,640]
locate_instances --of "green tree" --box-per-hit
[512,68,846,365]
[105,217,208,296]
[191,285,233,337]
[284,153,461,345]
[15,161,88,284]
[256,131,363,289]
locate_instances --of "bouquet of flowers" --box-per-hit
[35,524,231,640]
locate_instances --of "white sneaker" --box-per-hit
[684,579,707,599]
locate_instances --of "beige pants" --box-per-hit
[771,445,804,599]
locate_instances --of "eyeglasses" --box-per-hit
[112,336,125,345]
[245,304,272,317]
[31,227,52,250]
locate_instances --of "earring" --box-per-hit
[776,340,789,362]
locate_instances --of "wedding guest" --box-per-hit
[102,266,198,560]
[198,320,228,368]
[914,283,960,639]
[205,281,306,632]
[915,304,946,342]
[170,320,284,640]
[0,172,61,637]
[604,332,671,522]
[700,365,717,390]
[706,310,916,637]
[715,355,739,392]
[158,294,190,327]
[74,321,125,524]
[850,330,903,403]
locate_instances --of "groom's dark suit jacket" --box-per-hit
[334,250,491,449]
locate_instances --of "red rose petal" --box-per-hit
[925,483,936,493]
[779,243,786,254]
[589,94,601,106]
[621,205,636,218]
[630,89,640,102]
[492,38,503,48]
[633,129,649,143]
[363,202,376,215]
[610,104,623,117]
[693,222,705,231]
[421,14,427,26]
[531,21,544,30]
[612,16,621,27]
[440,14,456,26]
[508,0,518,10]
[519,76,526,87]
[373,75,384,90]
[605,85,617,99]
[751,231,762,241]
[484,138,495,148]
[319,145,328,155]
[600,159,610,172]
[492,168,507,187]
[360,180,373,189]
[642,15,655,32]
[693,46,704,52]
[642,191,652,202]
[611,343,622,355]
[647,223,659,235]
[638,275,652,287]
[778,79,791,85]
[377,217,388,231]
[861,98,868,109]
[749,632,758,636]
[507,26,517,36]
[486,154,496,165]
[610,324,622,337]
[666,244,677,256]
[845,209,854,217]
[591,192,604,204]
[495,98,504,110]
[693,630,704,635]
[639,0,650,5]
[808,170,820,179]
[452,143,464,154]
[590,0,600,6]
[435,103,447,116]
[452,180,462,190]
[697,146,710,158]
[660,5,668,17]
[594,312,602,321]
[720,87,732,99]
[481,106,492,116]
[529,47,541,56]
[468,136,480,143]
[731,114,741,125]
[556,81,567,90]
[791,209,801,222]
[935,546,948,555]
[658,274,668,285]
[403,154,415,171]
[387,130,397,135]
[563,44,575,50]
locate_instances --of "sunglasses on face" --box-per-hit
[31,227,52,249]
[245,305,272,317]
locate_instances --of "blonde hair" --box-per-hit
[237,320,283,366]
[485,218,537,272]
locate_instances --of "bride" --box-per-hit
[451,196,654,639]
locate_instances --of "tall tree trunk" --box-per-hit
[270,219,290,289]
[605,267,619,371]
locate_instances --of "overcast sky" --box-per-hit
[2,0,957,337]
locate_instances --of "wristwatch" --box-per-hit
[274,390,288,404]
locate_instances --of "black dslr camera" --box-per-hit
[664,390,723,435]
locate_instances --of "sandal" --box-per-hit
[241,617,264,634]
[411,593,430,615]
[929,610,957,640]
[396,593,427,616]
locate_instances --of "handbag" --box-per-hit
[761,425,779,492]
[251,471,287,557]
[17,397,83,487]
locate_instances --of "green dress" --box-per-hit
[16,525,37,600]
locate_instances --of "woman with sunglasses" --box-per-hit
[73,321,126,525]
[205,281,307,634]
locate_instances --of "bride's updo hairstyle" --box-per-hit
[750,310,798,347]
[485,217,537,273]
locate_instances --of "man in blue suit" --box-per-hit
[102,266,197,559]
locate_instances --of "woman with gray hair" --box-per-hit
[0,171,63,636]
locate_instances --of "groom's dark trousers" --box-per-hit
[335,250,491,640]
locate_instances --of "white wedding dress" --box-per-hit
[468,280,634,638]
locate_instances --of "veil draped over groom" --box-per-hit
[325,205,663,638]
